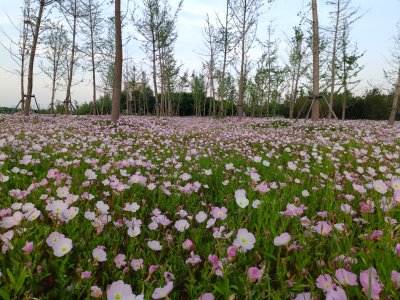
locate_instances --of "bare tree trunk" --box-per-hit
[328,0,340,120]
[20,13,29,113]
[24,2,45,116]
[237,1,247,121]
[50,71,56,114]
[89,5,97,115]
[388,66,400,125]
[311,0,320,122]
[64,0,78,115]
[152,42,160,117]
[111,0,122,122]
[341,88,347,120]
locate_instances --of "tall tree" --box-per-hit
[256,24,280,118]
[24,0,56,116]
[203,14,218,117]
[286,26,310,119]
[39,22,70,114]
[311,0,320,121]
[80,0,104,115]
[58,0,82,114]
[326,0,362,120]
[231,0,263,120]
[216,0,237,117]
[135,0,162,117]
[337,19,364,120]
[387,22,400,125]
[111,0,122,122]
[0,0,33,112]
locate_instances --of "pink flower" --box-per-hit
[81,271,92,279]
[247,267,262,282]
[316,274,335,292]
[273,232,291,246]
[359,267,383,300]
[186,251,202,265]
[174,219,190,232]
[335,268,357,286]
[52,237,73,257]
[182,239,193,251]
[326,286,347,300]
[131,258,144,271]
[396,244,400,256]
[198,293,215,300]
[91,286,102,298]
[211,207,227,220]
[294,292,311,300]
[373,180,388,194]
[314,221,332,236]
[152,281,173,299]
[235,189,249,208]
[92,247,107,262]
[227,245,237,257]
[391,270,400,289]
[114,254,127,269]
[107,280,133,300]
[233,228,256,252]
[22,241,33,254]
[149,264,160,276]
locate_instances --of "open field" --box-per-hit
[0,115,399,299]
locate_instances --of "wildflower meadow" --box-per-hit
[0,115,399,300]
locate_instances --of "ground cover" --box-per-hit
[0,115,399,299]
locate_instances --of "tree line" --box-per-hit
[1,0,399,123]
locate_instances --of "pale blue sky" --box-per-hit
[0,0,399,108]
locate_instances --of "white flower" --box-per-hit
[25,208,41,221]
[53,237,73,257]
[273,232,291,246]
[233,228,256,252]
[235,189,249,208]
[123,202,140,213]
[0,173,10,182]
[85,169,97,180]
[46,232,65,248]
[95,201,109,214]
[127,226,141,237]
[84,211,96,221]
[46,200,68,214]
[180,173,192,181]
[92,247,107,262]
[174,219,190,232]
[195,211,207,223]
[152,281,173,299]
[287,161,297,171]
[148,240,162,251]
[56,186,69,199]
[204,169,212,176]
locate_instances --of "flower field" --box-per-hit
[0,115,400,300]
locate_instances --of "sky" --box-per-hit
[0,0,399,109]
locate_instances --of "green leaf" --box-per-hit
[6,269,15,285]
[0,288,10,300]
[15,268,27,293]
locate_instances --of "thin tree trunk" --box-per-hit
[328,0,340,120]
[89,4,97,115]
[65,0,78,115]
[111,0,122,122]
[388,67,400,125]
[311,0,320,122]
[237,1,247,121]
[20,16,29,113]
[24,2,44,116]
[341,87,347,120]
[219,0,230,117]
